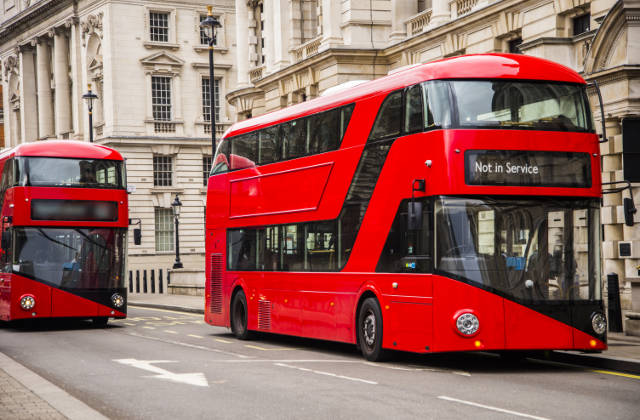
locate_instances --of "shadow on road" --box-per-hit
[1,318,124,332]
[210,330,583,374]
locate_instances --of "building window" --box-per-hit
[508,38,522,54]
[573,14,590,36]
[202,77,220,123]
[199,15,218,46]
[152,76,172,121]
[153,155,173,186]
[155,207,174,252]
[150,12,170,42]
[203,155,213,186]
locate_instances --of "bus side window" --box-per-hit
[230,133,258,170]
[340,104,355,140]
[282,119,307,160]
[258,126,281,165]
[405,84,424,133]
[308,109,339,155]
[0,159,13,211]
[369,91,403,140]
[211,140,230,175]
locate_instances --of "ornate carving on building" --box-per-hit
[81,12,104,44]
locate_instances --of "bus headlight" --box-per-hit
[20,295,36,311]
[111,293,125,308]
[455,312,480,336]
[591,312,606,335]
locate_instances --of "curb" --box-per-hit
[127,302,640,375]
[129,301,204,315]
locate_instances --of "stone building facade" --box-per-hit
[227,0,640,326]
[0,0,237,277]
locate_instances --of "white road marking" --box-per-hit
[164,330,178,334]
[142,326,155,330]
[275,363,377,385]
[365,362,471,377]
[123,322,136,326]
[438,396,551,420]
[114,359,208,387]
[188,334,203,339]
[215,338,232,344]
[129,306,202,317]
[124,332,252,358]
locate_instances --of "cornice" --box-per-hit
[0,0,72,41]
[584,65,640,85]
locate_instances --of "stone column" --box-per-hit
[430,0,451,27]
[321,0,343,46]
[2,74,9,146]
[173,73,182,120]
[263,0,276,71]
[273,0,291,69]
[54,28,71,136]
[234,0,250,88]
[70,19,84,138]
[36,38,54,139]
[390,0,416,42]
[19,47,38,142]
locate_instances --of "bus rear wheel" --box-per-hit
[358,297,389,362]
[230,290,252,340]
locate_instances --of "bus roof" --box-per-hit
[224,53,587,138]
[0,140,124,161]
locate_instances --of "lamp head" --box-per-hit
[200,6,222,41]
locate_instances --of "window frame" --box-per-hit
[153,155,173,187]
[151,75,173,122]
[154,207,174,252]
[145,7,177,45]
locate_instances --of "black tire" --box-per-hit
[92,317,109,328]
[230,290,252,340]
[358,297,389,362]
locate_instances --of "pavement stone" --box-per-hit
[0,368,66,420]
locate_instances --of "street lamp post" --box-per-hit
[171,193,183,269]
[199,5,222,155]
[82,84,98,143]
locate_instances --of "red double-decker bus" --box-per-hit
[205,54,607,361]
[0,141,130,326]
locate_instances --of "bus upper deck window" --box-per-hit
[370,91,402,140]
[423,81,452,129]
[405,84,423,133]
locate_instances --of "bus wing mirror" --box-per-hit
[408,201,423,231]
[624,197,636,227]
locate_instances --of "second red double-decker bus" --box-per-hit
[0,140,129,326]
[205,54,606,360]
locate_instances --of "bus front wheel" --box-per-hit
[230,290,252,340]
[358,297,389,362]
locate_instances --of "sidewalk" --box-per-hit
[129,292,640,375]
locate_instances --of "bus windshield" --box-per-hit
[16,157,125,189]
[9,227,126,290]
[448,80,592,132]
[435,197,601,302]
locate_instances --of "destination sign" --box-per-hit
[465,150,591,187]
[31,200,118,222]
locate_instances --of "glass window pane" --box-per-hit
[282,119,307,159]
[370,91,402,140]
[308,109,338,155]
[230,133,258,170]
[423,80,452,129]
[154,208,174,252]
[258,126,281,164]
[405,84,423,133]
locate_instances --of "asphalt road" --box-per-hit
[1,306,639,420]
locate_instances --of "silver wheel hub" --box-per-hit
[363,313,376,347]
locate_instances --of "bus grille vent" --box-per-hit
[209,254,223,314]
[258,300,272,331]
